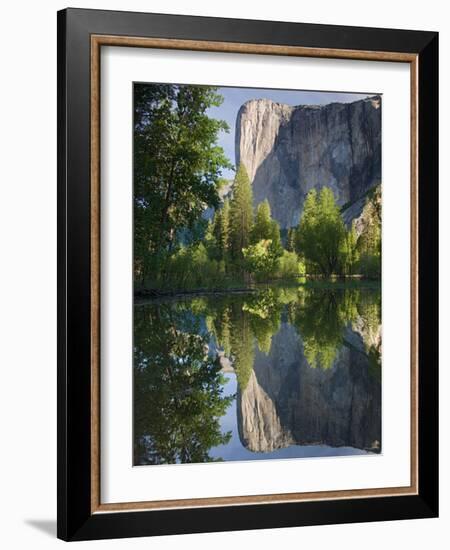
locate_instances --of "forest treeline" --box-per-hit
[134,83,381,293]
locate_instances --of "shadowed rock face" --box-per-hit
[235,97,381,229]
[237,322,381,453]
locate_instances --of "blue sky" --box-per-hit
[207,87,374,179]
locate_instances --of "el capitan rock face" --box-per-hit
[235,97,381,229]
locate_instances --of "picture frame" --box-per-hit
[57,7,438,541]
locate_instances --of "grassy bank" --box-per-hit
[135,275,380,300]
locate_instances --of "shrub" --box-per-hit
[276,251,305,279]
[167,244,224,289]
[357,253,381,279]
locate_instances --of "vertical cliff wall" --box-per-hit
[235,96,381,229]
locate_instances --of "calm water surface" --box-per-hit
[133,285,381,466]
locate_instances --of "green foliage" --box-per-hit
[229,305,255,390]
[356,189,381,279]
[341,222,360,275]
[358,253,381,279]
[243,290,282,354]
[134,83,231,287]
[240,201,283,281]
[213,198,231,261]
[134,81,380,292]
[203,220,219,259]
[276,250,306,279]
[209,285,380,380]
[210,304,232,357]
[251,200,276,243]
[134,285,381,464]
[208,290,289,385]
[242,239,279,281]
[268,219,283,259]
[286,228,296,252]
[296,187,347,277]
[134,303,233,465]
[164,243,226,289]
[294,188,317,257]
[229,164,254,264]
[290,289,359,370]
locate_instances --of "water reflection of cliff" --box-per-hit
[237,321,381,454]
[134,286,382,465]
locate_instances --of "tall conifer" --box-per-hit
[230,165,253,262]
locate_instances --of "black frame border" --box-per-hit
[57,8,438,541]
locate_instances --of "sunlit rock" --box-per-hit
[236,97,381,229]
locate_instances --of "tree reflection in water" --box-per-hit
[134,304,233,465]
[134,285,381,465]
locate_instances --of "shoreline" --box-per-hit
[134,278,381,303]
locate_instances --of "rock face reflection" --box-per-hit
[238,321,381,453]
[134,286,382,465]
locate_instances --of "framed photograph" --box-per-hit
[57,8,438,541]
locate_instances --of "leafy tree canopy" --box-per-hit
[296,187,346,277]
[134,83,231,285]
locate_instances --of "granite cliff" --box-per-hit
[235,96,381,229]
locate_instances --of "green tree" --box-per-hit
[243,238,285,281]
[211,303,232,357]
[229,302,255,390]
[213,198,231,261]
[290,289,358,370]
[341,221,360,275]
[357,189,381,279]
[251,200,273,243]
[243,290,282,355]
[277,250,306,279]
[296,187,346,277]
[133,303,233,465]
[268,218,283,260]
[230,165,254,264]
[166,242,225,290]
[204,219,219,260]
[134,83,231,287]
[251,200,283,259]
[286,228,296,252]
[294,189,317,259]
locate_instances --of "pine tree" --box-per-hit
[269,217,283,259]
[251,200,273,243]
[229,303,254,390]
[294,188,318,258]
[230,165,253,263]
[286,228,296,252]
[213,198,230,260]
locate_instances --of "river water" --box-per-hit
[133,284,381,466]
